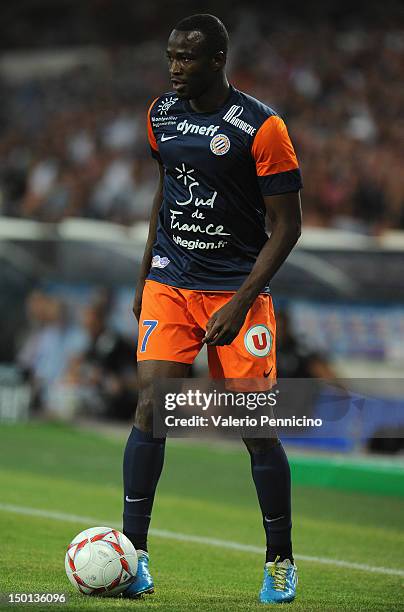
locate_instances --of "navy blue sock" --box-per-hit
[250,442,293,563]
[123,426,166,552]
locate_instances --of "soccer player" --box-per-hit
[122,14,302,604]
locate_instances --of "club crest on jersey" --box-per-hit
[157,96,178,115]
[244,325,272,357]
[210,133,231,156]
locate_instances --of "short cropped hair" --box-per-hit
[174,14,229,56]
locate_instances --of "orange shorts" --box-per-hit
[137,280,276,379]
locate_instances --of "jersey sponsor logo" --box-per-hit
[177,119,220,136]
[169,210,230,237]
[151,115,177,127]
[175,163,195,186]
[172,235,227,250]
[169,164,231,251]
[151,255,170,268]
[157,96,178,115]
[222,105,256,135]
[244,324,273,357]
[175,164,218,208]
[210,133,231,156]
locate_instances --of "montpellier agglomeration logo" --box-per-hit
[158,96,178,115]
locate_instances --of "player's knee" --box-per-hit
[134,396,155,433]
[243,436,280,454]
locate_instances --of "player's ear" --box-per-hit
[212,50,226,71]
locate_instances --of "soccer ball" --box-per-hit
[65,526,138,596]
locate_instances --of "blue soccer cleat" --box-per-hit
[122,550,154,598]
[259,556,298,604]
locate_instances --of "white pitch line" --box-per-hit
[1,503,403,578]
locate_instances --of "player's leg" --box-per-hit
[123,280,202,597]
[123,360,191,552]
[242,436,297,603]
[242,436,292,563]
[205,293,297,603]
[123,359,190,597]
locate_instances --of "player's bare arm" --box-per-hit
[204,191,302,346]
[132,161,164,321]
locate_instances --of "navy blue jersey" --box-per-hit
[146,85,302,292]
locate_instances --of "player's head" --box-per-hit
[167,14,229,99]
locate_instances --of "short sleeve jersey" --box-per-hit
[146,85,302,292]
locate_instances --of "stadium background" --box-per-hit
[0,1,403,610]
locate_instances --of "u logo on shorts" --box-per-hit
[244,325,272,357]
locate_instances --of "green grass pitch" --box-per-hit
[0,423,403,611]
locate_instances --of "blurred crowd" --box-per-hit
[17,289,138,421]
[0,16,403,232]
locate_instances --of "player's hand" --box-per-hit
[203,298,250,346]
[133,279,145,322]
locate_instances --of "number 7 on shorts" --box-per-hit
[140,320,158,353]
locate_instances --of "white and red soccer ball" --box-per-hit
[65,526,138,596]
